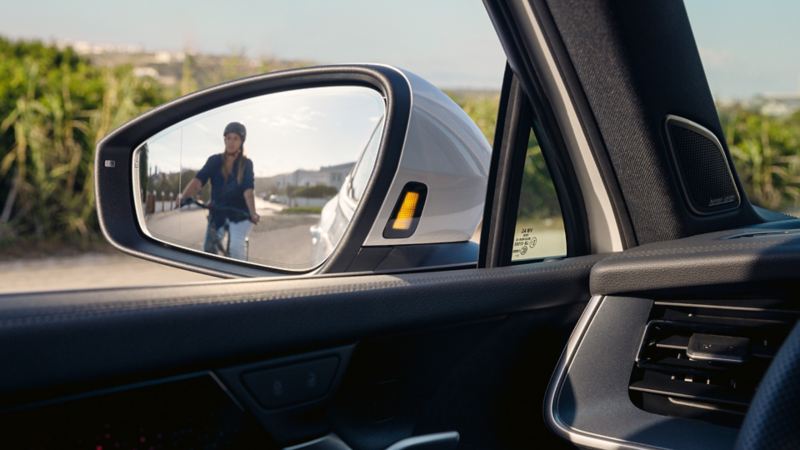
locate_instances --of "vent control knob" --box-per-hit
[687,333,750,364]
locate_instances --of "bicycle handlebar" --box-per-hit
[180,198,251,221]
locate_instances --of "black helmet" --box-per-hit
[223,122,246,143]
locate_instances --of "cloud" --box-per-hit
[260,105,324,132]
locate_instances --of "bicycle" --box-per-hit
[179,197,251,260]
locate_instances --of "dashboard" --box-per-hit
[546,220,800,449]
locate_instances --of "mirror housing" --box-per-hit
[95,65,490,277]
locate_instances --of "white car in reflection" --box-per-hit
[310,70,491,269]
[310,117,382,267]
[310,181,357,268]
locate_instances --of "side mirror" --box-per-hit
[95,65,490,277]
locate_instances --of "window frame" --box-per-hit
[479,66,589,268]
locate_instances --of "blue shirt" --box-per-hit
[195,154,254,225]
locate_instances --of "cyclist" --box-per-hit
[178,122,260,260]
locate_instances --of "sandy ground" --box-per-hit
[0,217,567,296]
[0,252,215,295]
[0,200,323,295]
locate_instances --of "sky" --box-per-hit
[0,0,506,89]
[684,0,800,100]
[1,1,797,98]
[145,86,385,177]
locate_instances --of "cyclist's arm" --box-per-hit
[242,158,258,223]
[244,189,259,224]
[179,178,203,205]
[181,155,216,204]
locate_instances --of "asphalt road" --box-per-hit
[145,199,319,269]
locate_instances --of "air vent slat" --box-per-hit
[630,377,751,407]
[655,335,688,350]
[629,302,798,427]
[639,357,730,375]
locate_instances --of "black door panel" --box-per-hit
[0,256,599,399]
[332,308,584,450]
[3,375,277,450]
[0,256,600,449]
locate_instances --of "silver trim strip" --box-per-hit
[667,397,744,415]
[385,432,459,450]
[654,301,800,315]
[284,434,351,450]
[544,296,669,450]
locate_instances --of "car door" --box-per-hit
[0,53,602,448]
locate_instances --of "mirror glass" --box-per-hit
[133,86,386,271]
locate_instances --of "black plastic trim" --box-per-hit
[479,64,513,268]
[483,0,613,253]
[216,345,355,445]
[480,71,531,267]
[590,224,800,299]
[663,115,742,216]
[0,255,601,404]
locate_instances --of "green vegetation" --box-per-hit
[0,38,296,254]
[280,206,323,215]
[518,131,562,221]
[1,36,799,257]
[513,105,800,226]
[719,106,800,213]
[0,37,166,251]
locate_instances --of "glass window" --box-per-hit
[349,116,385,202]
[686,1,800,217]
[512,129,567,261]
[0,1,507,292]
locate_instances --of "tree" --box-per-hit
[720,105,800,212]
[0,37,167,247]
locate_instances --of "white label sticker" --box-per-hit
[512,226,539,258]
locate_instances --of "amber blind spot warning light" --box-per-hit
[393,192,420,230]
[383,182,428,239]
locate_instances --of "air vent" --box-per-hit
[629,302,798,427]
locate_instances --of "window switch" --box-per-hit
[242,357,340,409]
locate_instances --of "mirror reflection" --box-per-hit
[134,86,386,270]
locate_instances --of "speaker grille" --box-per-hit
[665,116,740,215]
